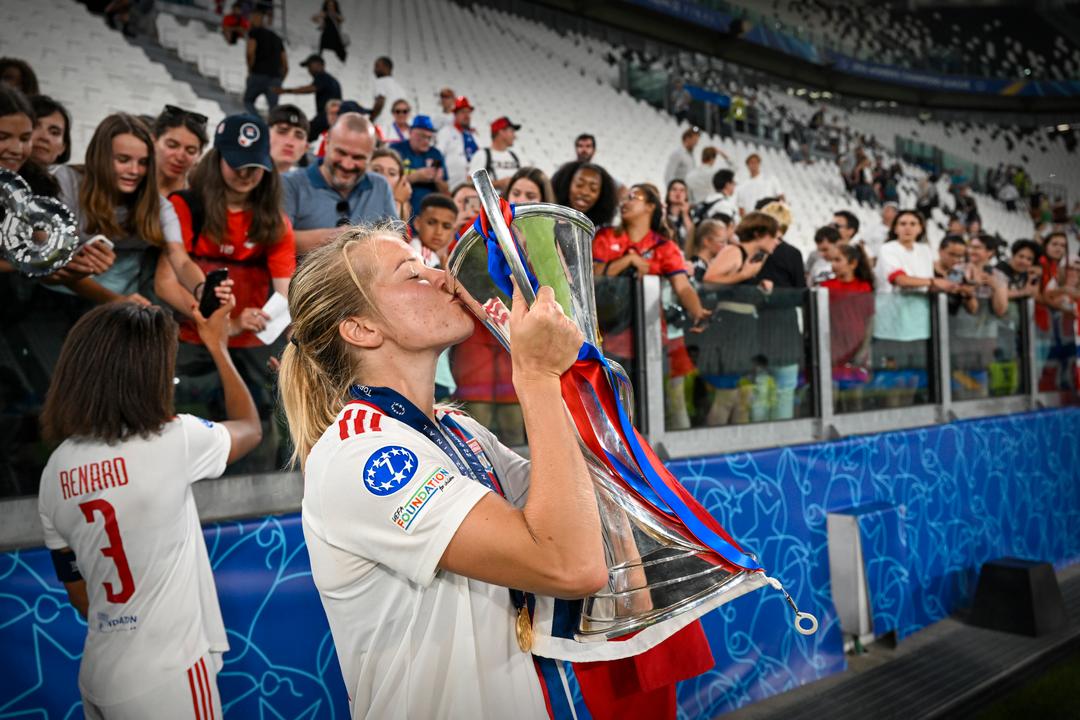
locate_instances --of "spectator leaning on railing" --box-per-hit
[52,113,210,308]
[821,244,875,411]
[692,212,780,426]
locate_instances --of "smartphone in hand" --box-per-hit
[87,234,115,250]
[199,268,229,318]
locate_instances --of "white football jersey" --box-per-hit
[37,414,231,705]
[301,395,549,720]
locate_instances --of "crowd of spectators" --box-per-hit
[1,24,1077,493]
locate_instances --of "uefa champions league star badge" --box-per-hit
[363,446,418,496]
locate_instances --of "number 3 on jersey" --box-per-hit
[79,498,136,603]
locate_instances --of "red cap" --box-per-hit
[453,96,474,112]
[490,116,521,134]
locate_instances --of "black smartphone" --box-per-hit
[199,268,229,318]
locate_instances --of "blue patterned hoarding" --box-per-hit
[3,409,1080,718]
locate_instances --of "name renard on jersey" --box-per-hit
[59,457,129,500]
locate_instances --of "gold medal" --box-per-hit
[515,605,533,652]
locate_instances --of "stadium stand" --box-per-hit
[146,0,1045,257]
[0,0,227,160]
[728,0,1080,79]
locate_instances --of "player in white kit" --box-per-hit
[277,227,608,719]
[37,298,263,719]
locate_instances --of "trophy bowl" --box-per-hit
[447,172,773,647]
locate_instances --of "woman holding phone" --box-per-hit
[155,114,294,462]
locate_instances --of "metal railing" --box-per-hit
[639,276,1072,459]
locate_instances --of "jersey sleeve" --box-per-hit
[37,458,67,550]
[266,215,297,278]
[315,434,491,586]
[592,228,625,264]
[170,194,195,251]
[656,241,689,276]
[159,196,184,244]
[877,243,906,285]
[178,414,232,483]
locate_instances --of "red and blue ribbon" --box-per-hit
[472,199,539,299]
[478,202,762,573]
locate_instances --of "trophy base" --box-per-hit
[575,553,769,642]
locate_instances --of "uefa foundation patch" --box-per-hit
[390,467,455,534]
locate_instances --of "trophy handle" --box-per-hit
[470,169,538,306]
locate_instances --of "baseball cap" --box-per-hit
[268,104,310,134]
[410,115,436,132]
[337,100,367,116]
[299,53,324,67]
[491,116,521,134]
[452,96,474,112]
[214,113,272,171]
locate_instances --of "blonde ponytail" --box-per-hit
[278,224,396,467]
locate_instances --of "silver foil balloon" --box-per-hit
[0,168,81,277]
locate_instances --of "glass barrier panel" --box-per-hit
[947,294,1028,401]
[677,285,813,429]
[825,289,875,414]
[1034,303,1077,393]
[448,275,641,447]
[857,290,935,411]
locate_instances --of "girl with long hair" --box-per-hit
[873,209,950,405]
[277,227,605,718]
[155,114,294,458]
[506,166,554,205]
[52,113,209,305]
[664,178,695,250]
[822,243,875,410]
[36,300,261,719]
[0,86,112,279]
[593,183,709,430]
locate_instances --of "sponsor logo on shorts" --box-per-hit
[96,611,138,633]
[390,467,454,534]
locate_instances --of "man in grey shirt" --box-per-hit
[663,126,700,187]
[283,113,398,254]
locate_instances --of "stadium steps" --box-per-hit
[124,26,243,117]
[721,562,1080,720]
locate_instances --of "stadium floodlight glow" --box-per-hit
[1057,124,1070,131]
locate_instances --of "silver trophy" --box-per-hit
[447,170,816,648]
[0,168,80,276]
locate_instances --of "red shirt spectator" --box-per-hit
[172,194,295,348]
[592,226,689,277]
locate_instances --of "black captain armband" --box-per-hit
[51,548,83,584]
